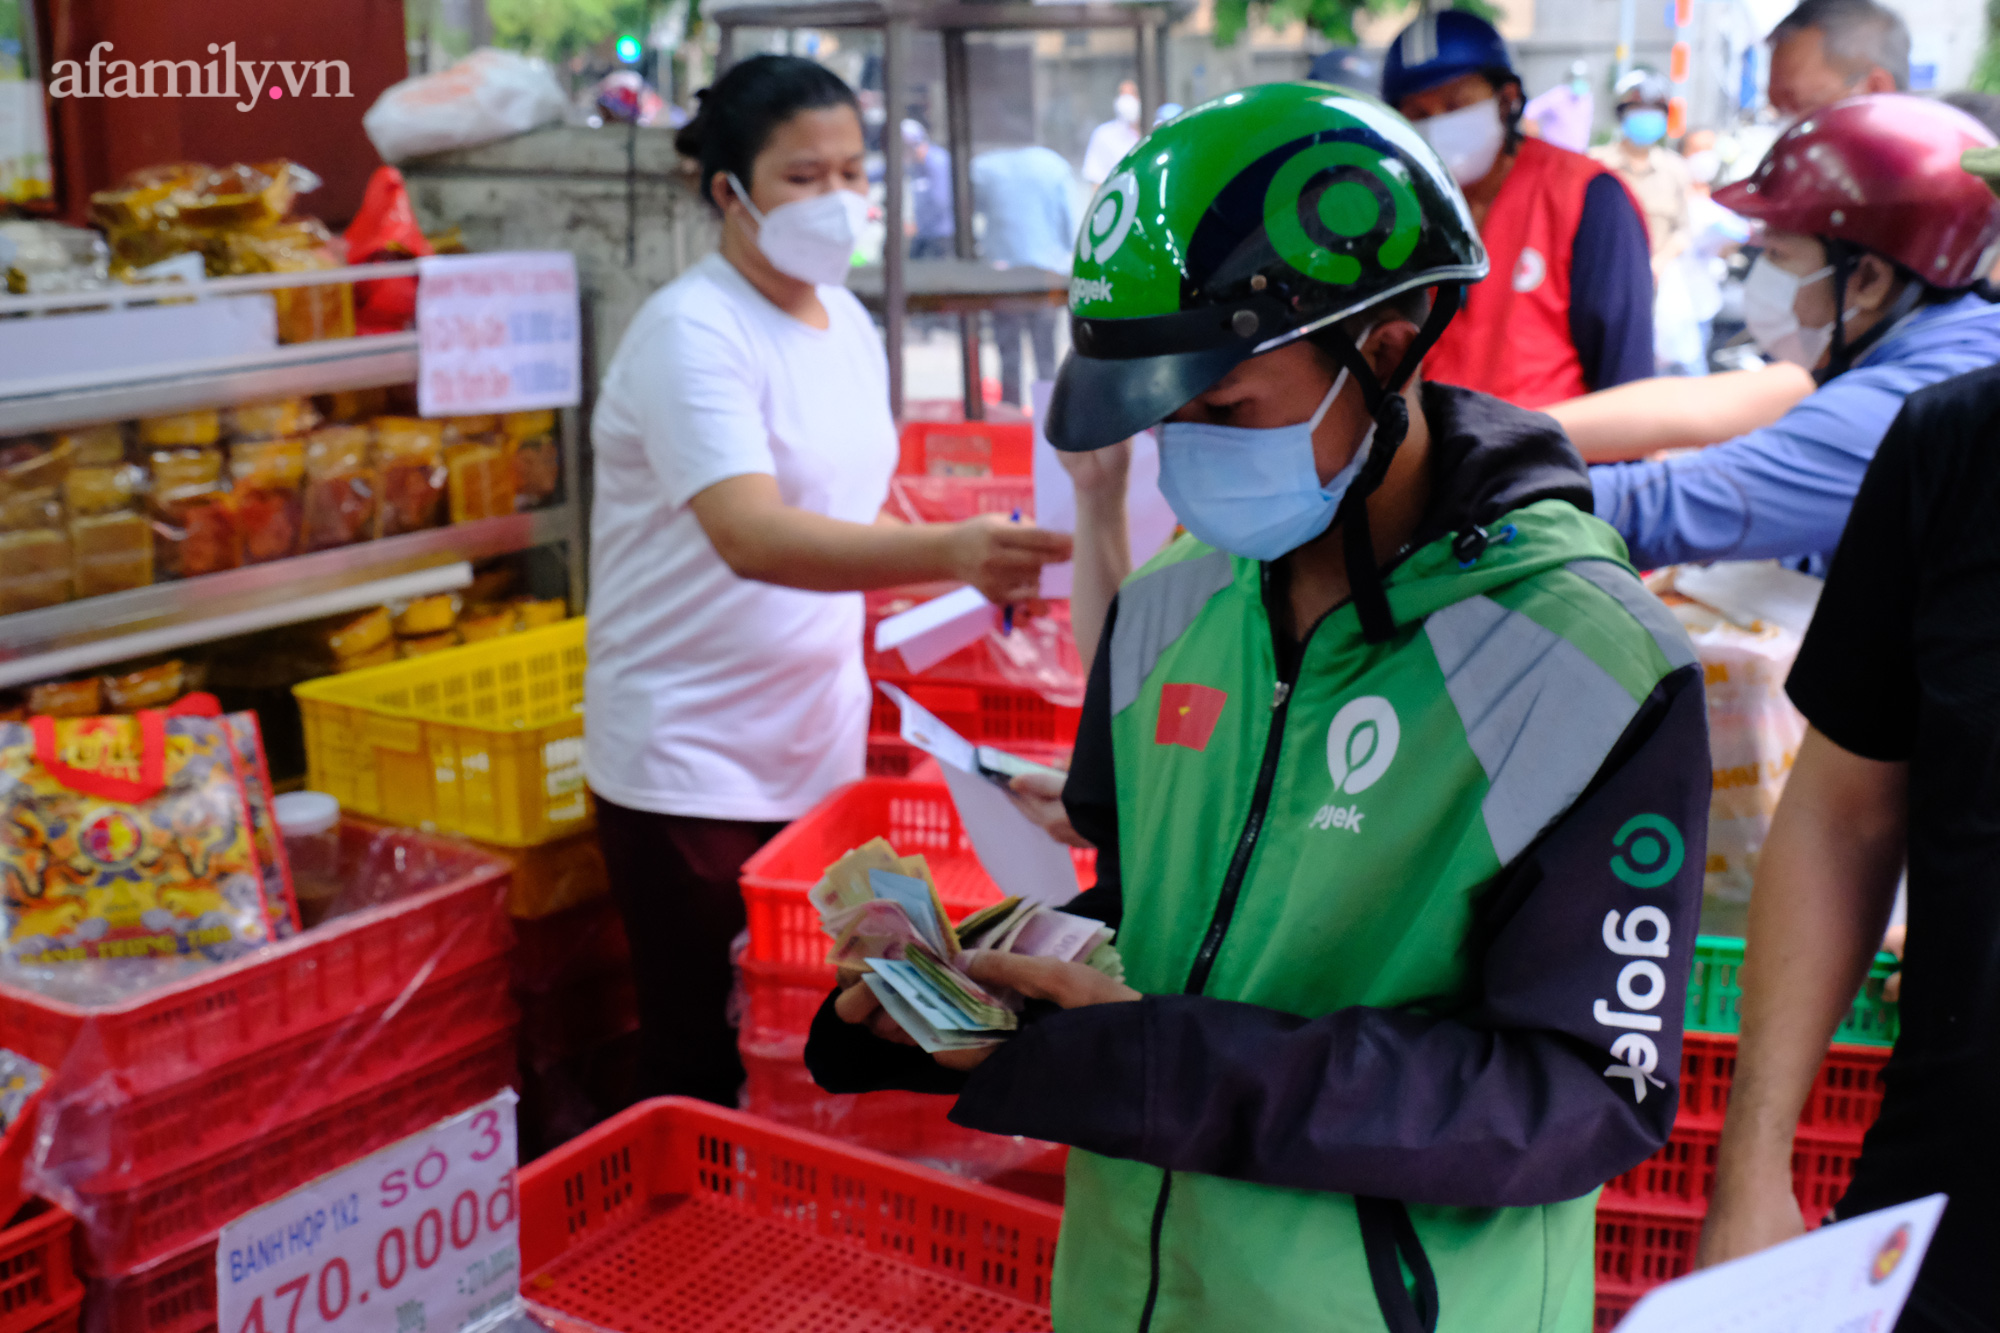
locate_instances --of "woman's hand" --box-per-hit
[948,514,1073,604]
[1058,436,1133,497]
[1007,770,1092,849]
[934,950,1140,1071]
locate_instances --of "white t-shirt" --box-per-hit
[1081,118,1140,186]
[584,252,897,821]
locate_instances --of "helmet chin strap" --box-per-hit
[1313,283,1464,643]
[1818,246,1923,386]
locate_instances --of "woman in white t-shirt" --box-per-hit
[585,55,1071,1106]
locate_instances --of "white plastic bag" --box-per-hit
[1659,562,1822,931]
[363,49,569,164]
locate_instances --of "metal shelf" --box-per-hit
[0,510,575,685]
[0,333,421,437]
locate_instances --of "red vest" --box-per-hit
[1425,137,1634,409]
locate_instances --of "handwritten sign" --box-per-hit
[417,252,580,416]
[217,1091,521,1333]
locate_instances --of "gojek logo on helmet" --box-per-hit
[1595,814,1684,1103]
[1310,696,1399,833]
[1080,171,1140,268]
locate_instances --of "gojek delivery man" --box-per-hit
[807,84,1711,1333]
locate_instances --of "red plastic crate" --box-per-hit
[1791,1130,1864,1227]
[0,823,512,1093]
[1676,1031,1736,1127]
[738,959,829,1059]
[740,779,1096,982]
[1604,1127,1716,1214]
[0,1087,46,1232]
[1594,1207,1698,1293]
[68,1027,517,1277]
[1797,1046,1889,1137]
[512,894,631,993]
[84,1234,216,1333]
[896,421,1034,477]
[1672,1033,1885,1139]
[0,1204,81,1333]
[38,958,512,1195]
[1595,1286,1640,1331]
[517,1097,1062,1331]
[888,475,1035,524]
[23,1294,77,1333]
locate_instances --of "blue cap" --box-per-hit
[1381,10,1516,109]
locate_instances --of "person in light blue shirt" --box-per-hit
[903,119,956,258]
[1587,95,2000,572]
[971,144,1079,406]
[1592,292,2000,571]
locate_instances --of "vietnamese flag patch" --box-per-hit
[1156,683,1227,751]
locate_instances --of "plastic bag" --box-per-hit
[0,707,271,967]
[1661,562,1819,935]
[363,49,568,164]
[346,166,432,336]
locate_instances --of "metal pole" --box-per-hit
[1615,0,1636,81]
[1136,17,1160,129]
[943,28,983,421]
[883,17,908,421]
[717,22,736,76]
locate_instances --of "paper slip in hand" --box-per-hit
[938,760,1083,907]
[868,957,1015,1032]
[874,585,1000,674]
[1613,1194,1944,1332]
[861,974,1003,1053]
[877,681,980,774]
[876,682,1086,907]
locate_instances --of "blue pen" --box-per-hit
[1003,508,1020,634]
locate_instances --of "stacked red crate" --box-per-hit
[1593,1031,1889,1326]
[0,823,520,1329]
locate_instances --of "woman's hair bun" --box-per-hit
[679,57,858,212]
[673,90,712,160]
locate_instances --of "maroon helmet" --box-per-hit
[1717,94,2000,289]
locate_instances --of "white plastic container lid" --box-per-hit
[272,790,341,837]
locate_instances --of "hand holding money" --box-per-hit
[813,837,1126,1054]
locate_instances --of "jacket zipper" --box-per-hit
[1138,604,1318,1333]
[1182,629,1309,996]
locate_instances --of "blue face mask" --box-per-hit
[1156,357,1376,562]
[1622,108,1668,146]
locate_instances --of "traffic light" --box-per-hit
[615,33,642,64]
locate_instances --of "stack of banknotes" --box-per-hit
[812,837,1123,1052]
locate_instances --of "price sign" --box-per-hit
[217,1091,521,1333]
[416,252,581,417]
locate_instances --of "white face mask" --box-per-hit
[1115,93,1141,125]
[728,175,868,287]
[1741,255,1845,368]
[1414,97,1506,187]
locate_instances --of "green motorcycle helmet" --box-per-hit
[1046,82,1489,453]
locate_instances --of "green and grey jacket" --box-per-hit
[808,383,1709,1333]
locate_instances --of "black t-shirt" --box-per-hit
[1788,364,2000,1333]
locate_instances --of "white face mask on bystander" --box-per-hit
[728,175,869,286]
[1741,256,1845,368]
[1413,97,1507,187]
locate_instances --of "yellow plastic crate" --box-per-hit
[294,618,590,847]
